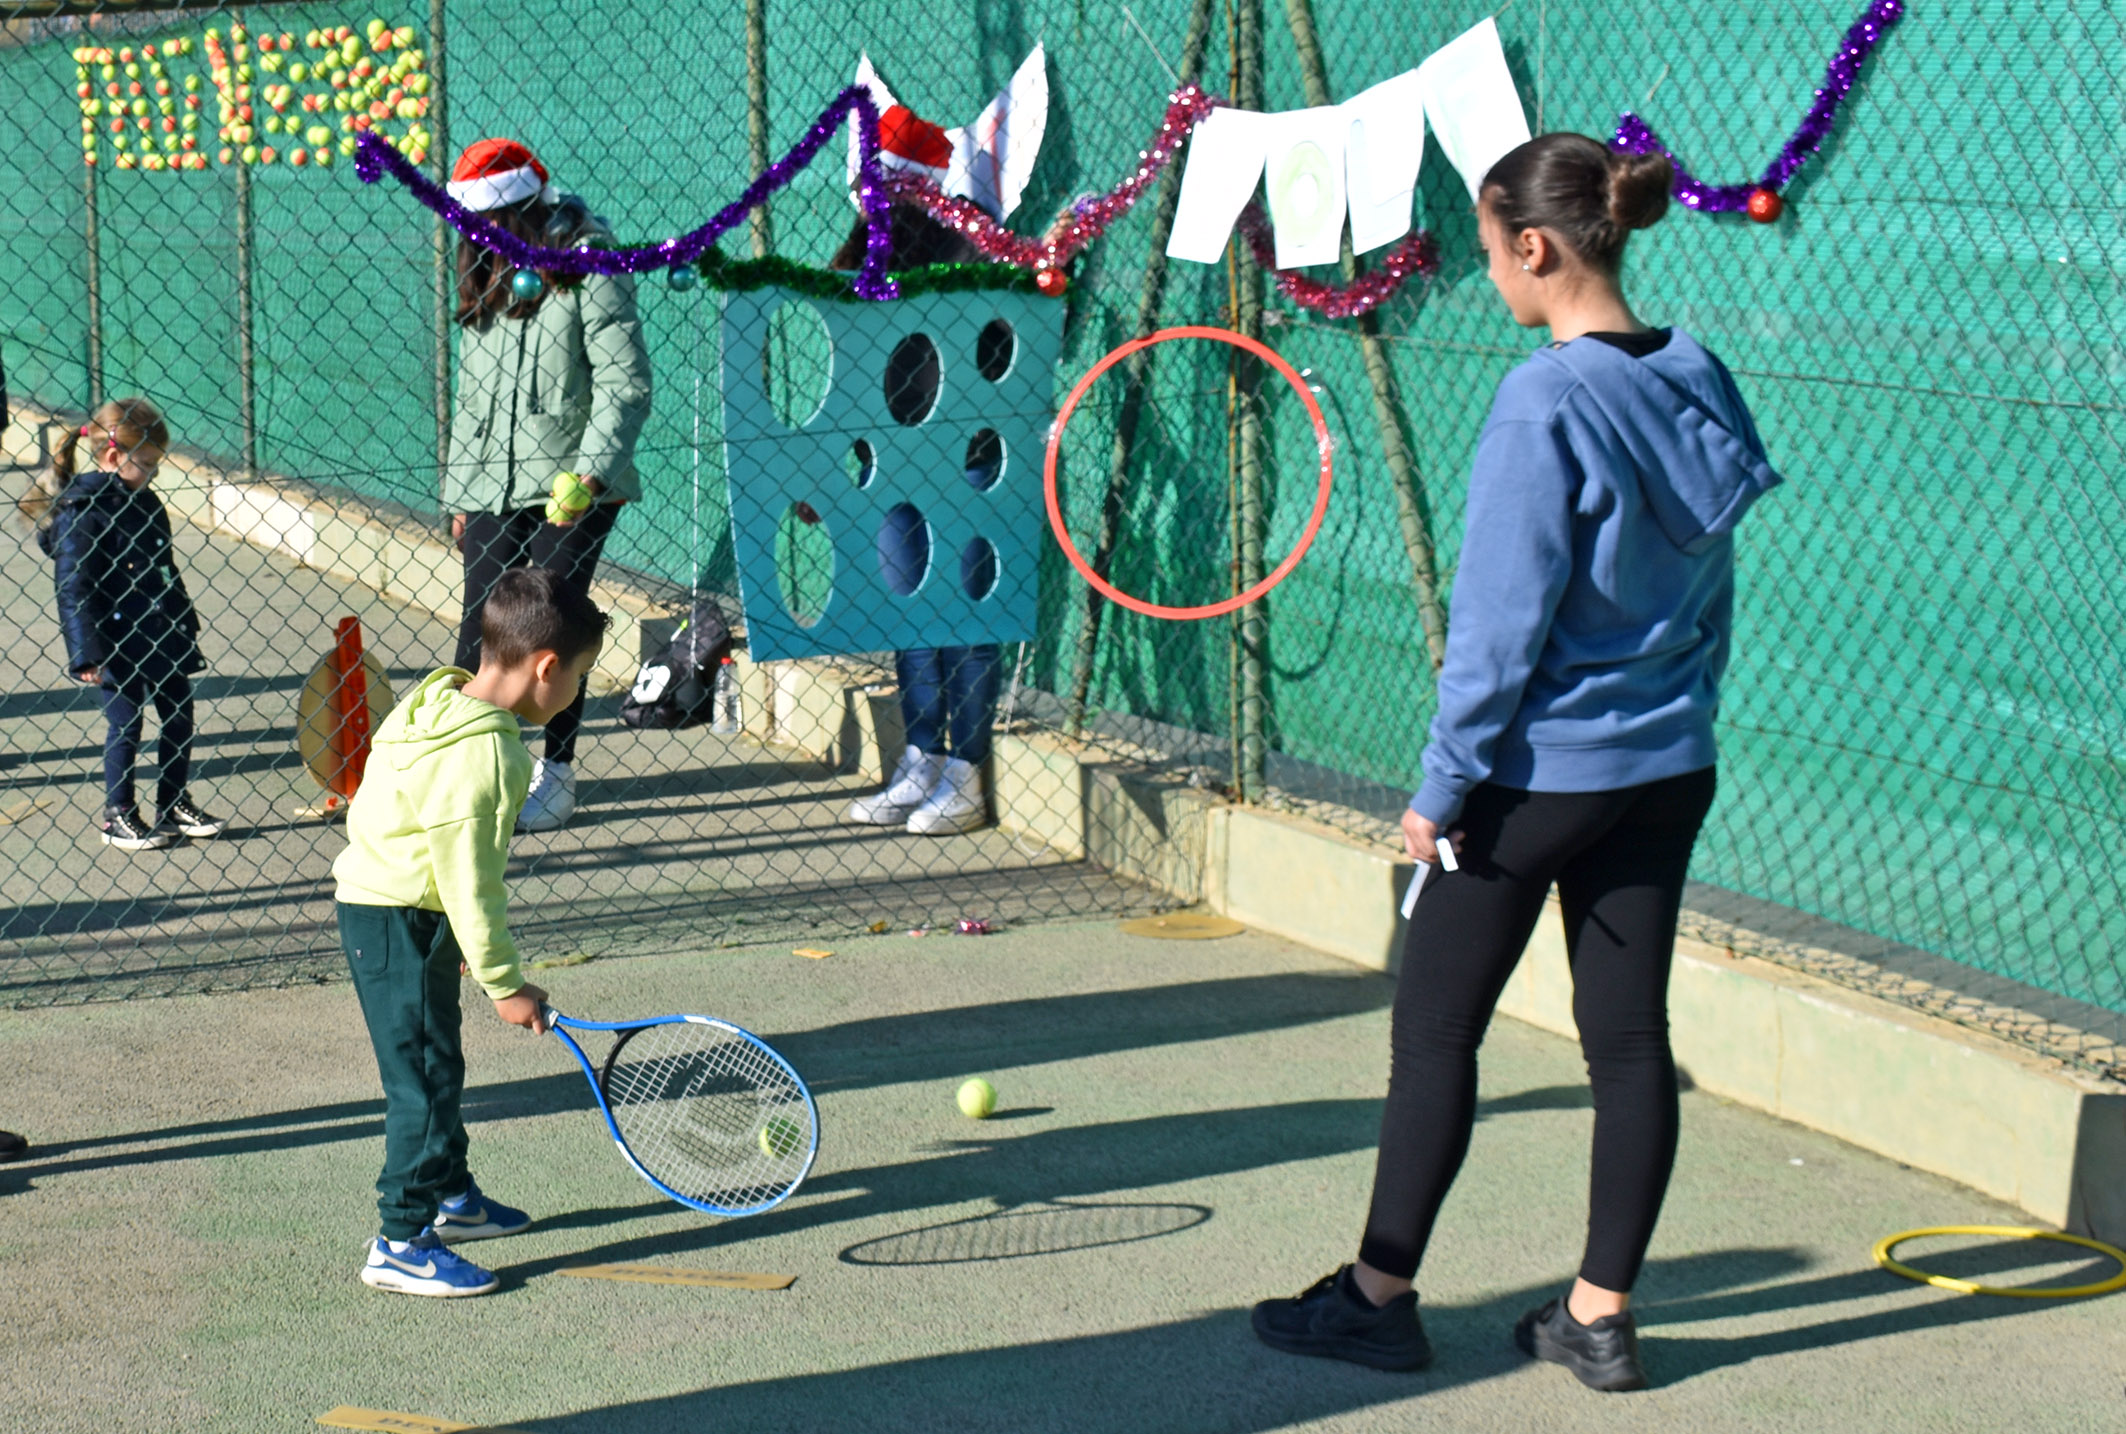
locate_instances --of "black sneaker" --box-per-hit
[163,794,225,839]
[1514,1296,1647,1391]
[0,1130,28,1163]
[101,805,175,851]
[1252,1266,1433,1371]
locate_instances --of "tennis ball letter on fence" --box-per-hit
[69,18,431,172]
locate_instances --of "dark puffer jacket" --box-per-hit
[39,471,204,687]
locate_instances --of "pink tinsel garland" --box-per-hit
[882,84,1438,319]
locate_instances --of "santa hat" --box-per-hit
[877,105,954,184]
[846,48,1048,221]
[447,137,557,211]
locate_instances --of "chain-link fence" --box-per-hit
[2,1,2120,1075]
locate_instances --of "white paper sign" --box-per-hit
[1343,69,1425,255]
[1166,107,1274,264]
[1417,17,1531,201]
[947,43,1049,221]
[1262,106,1349,269]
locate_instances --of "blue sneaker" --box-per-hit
[433,1179,533,1243]
[359,1228,499,1297]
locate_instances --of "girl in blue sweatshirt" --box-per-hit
[1254,135,1781,1391]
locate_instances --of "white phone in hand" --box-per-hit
[1400,836,1457,919]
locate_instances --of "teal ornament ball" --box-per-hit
[667,264,700,293]
[510,269,545,302]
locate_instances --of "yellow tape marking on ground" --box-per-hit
[792,947,835,959]
[1120,912,1244,940]
[316,1407,533,1433]
[558,1263,797,1290]
[0,796,51,826]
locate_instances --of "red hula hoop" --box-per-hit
[1043,324,1334,622]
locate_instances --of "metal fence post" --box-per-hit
[745,0,773,258]
[1282,0,1447,670]
[1232,0,1269,803]
[1063,0,1216,737]
[82,157,104,411]
[430,0,452,511]
[232,13,257,482]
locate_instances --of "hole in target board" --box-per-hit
[975,319,1016,381]
[963,429,1004,491]
[960,537,998,601]
[774,501,834,627]
[878,503,931,597]
[761,300,833,430]
[845,438,877,489]
[884,333,941,426]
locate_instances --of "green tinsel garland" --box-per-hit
[694,251,1044,301]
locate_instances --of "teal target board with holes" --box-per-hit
[719,286,1064,661]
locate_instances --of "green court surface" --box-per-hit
[3,922,2120,1433]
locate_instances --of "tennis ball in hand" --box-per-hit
[956,1078,997,1120]
[545,471,595,525]
[758,1115,803,1160]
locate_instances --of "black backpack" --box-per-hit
[619,597,736,730]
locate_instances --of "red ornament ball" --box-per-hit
[1746,188,1784,225]
[1035,268,1069,297]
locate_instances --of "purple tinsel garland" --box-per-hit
[355,85,900,300]
[1613,0,1904,212]
[361,0,1900,303]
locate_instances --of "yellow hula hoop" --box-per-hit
[1872,1225,2126,1299]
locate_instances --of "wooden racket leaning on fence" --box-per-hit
[295,615,392,819]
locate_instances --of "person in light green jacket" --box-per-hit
[443,138,650,834]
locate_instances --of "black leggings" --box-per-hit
[453,505,618,765]
[1359,767,1716,1293]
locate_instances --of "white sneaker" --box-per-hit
[906,757,986,835]
[516,759,576,833]
[845,745,944,826]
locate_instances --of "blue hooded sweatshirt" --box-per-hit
[1411,330,1782,826]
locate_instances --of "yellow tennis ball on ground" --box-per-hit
[545,470,594,525]
[758,1115,803,1159]
[957,1078,997,1119]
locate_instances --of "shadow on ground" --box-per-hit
[496,1240,2092,1434]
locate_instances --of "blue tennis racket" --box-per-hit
[545,1008,818,1216]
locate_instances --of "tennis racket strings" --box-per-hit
[597,1019,815,1211]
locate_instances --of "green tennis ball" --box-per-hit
[758,1115,803,1159]
[956,1078,997,1120]
[545,471,594,525]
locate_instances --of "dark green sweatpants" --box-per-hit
[338,902,472,1240]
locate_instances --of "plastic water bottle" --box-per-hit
[711,656,741,735]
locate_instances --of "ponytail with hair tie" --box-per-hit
[50,397,169,489]
[1481,133,1676,275]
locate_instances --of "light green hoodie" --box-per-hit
[332,668,534,998]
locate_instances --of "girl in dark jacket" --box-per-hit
[42,398,222,851]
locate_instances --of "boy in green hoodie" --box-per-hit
[333,567,607,1297]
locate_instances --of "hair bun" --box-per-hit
[1606,151,1674,232]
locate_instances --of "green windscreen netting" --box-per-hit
[1,1,2120,1048]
